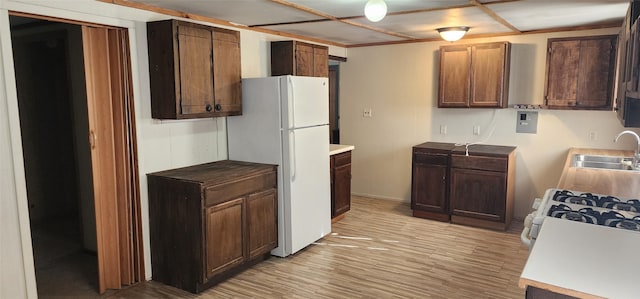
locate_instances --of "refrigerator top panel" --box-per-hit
[280,76,329,130]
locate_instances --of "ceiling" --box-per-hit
[111,0,630,47]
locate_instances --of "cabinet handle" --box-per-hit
[206,104,213,112]
[215,103,222,111]
[89,130,96,149]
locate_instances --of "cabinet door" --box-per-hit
[546,40,580,107]
[295,42,314,76]
[576,38,616,108]
[449,168,506,222]
[330,155,335,214]
[470,43,509,108]
[439,45,471,107]
[616,29,629,122]
[546,36,616,109]
[205,198,245,279]
[212,28,242,116]
[333,163,351,216]
[313,46,329,77]
[627,22,639,93]
[177,24,214,115]
[246,189,277,260]
[412,162,448,214]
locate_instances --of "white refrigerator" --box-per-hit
[227,75,331,257]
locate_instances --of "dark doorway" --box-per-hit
[10,16,99,296]
[329,64,340,144]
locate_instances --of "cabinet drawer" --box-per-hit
[334,151,351,167]
[205,171,276,206]
[413,153,448,165]
[451,155,507,172]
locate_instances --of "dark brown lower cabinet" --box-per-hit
[331,151,352,219]
[449,153,514,230]
[147,160,277,293]
[411,145,451,222]
[411,142,515,231]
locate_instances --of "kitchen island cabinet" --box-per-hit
[147,160,277,293]
[330,144,354,222]
[147,19,242,119]
[411,142,516,230]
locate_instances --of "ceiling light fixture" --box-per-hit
[436,26,470,42]
[364,0,387,22]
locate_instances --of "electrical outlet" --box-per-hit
[363,108,372,118]
[440,125,447,135]
[473,125,480,136]
[589,131,597,141]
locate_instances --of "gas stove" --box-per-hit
[521,189,640,248]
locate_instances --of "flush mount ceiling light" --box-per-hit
[364,0,387,22]
[436,26,470,42]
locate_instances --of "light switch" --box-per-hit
[516,111,538,134]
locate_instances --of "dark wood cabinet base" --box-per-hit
[412,210,450,222]
[331,213,346,223]
[147,160,278,293]
[330,151,352,220]
[191,253,272,293]
[526,286,578,299]
[451,215,510,231]
[411,142,515,231]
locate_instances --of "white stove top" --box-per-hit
[522,188,640,248]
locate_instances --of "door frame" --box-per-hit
[6,11,144,294]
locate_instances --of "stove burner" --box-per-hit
[547,204,599,224]
[599,196,640,212]
[618,220,640,230]
[565,211,585,221]
[552,190,640,212]
[552,190,599,206]
[600,211,640,231]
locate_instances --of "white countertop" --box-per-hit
[519,217,640,299]
[330,144,354,156]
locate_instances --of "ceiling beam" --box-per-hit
[348,22,619,48]
[95,0,348,47]
[470,0,521,33]
[267,0,415,40]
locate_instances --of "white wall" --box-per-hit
[0,0,344,297]
[340,27,639,220]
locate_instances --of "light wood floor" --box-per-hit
[47,196,530,298]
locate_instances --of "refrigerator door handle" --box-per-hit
[290,130,297,181]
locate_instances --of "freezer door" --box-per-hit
[282,76,329,129]
[282,125,331,255]
[227,77,283,165]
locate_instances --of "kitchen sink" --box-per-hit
[571,154,637,171]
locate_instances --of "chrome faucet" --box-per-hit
[614,130,640,169]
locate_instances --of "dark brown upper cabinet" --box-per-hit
[271,40,329,78]
[438,41,511,108]
[544,35,617,110]
[147,19,242,119]
[616,2,640,127]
